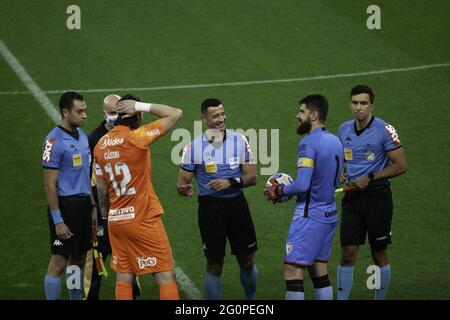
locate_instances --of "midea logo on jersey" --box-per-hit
[42,138,55,162]
[100,135,124,149]
[137,256,157,269]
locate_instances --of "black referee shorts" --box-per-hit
[48,195,92,258]
[198,193,257,262]
[340,187,393,250]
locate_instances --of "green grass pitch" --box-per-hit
[0,0,449,299]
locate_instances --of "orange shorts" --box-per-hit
[108,217,174,275]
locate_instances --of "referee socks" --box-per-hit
[240,264,258,300]
[375,264,391,300]
[204,272,222,300]
[44,275,61,300]
[337,265,353,300]
[66,266,83,300]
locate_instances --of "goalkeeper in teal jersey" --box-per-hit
[266,94,343,300]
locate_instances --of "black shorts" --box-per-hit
[198,193,257,261]
[48,195,92,258]
[92,186,111,255]
[340,187,393,249]
[95,215,111,255]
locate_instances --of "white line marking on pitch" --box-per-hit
[0,38,203,300]
[174,260,203,300]
[0,39,60,122]
[1,62,449,95]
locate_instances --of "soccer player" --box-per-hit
[94,94,182,300]
[176,98,258,300]
[42,91,97,300]
[336,85,407,300]
[265,94,344,300]
[84,94,140,300]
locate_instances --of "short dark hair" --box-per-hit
[299,94,329,123]
[59,91,84,116]
[201,98,222,114]
[115,94,141,129]
[351,85,374,103]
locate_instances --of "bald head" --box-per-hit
[103,94,121,114]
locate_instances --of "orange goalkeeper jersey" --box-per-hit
[94,119,165,225]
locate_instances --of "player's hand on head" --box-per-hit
[116,100,138,118]
[207,179,231,191]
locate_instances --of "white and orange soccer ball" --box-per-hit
[265,172,294,203]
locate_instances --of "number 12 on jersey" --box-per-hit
[104,162,136,196]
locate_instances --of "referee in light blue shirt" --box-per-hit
[336,85,407,300]
[176,98,258,300]
[42,92,97,300]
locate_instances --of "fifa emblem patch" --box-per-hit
[229,156,239,170]
[365,151,375,161]
[344,148,353,161]
[72,153,82,167]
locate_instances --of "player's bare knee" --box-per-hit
[236,254,254,271]
[340,246,358,266]
[283,263,303,280]
[207,259,224,276]
[116,272,135,283]
[371,247,389,266]
[47,255,67,275]
[154,271,177,285]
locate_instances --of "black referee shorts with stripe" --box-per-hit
[197,193,257,263]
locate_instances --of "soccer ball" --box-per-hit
[265,172,294,203]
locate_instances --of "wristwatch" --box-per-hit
[228,177,243,188]
[368,172,375,182]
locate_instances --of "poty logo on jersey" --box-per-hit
[384,124,401,145]
[99,135,124,149]
[137,256,157,269]
[146,128,161,137]
[42,138,55,162]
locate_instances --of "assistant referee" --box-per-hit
[336,85,407,300]
[42,91,97,300]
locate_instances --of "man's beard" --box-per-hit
[296,118,311,135]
